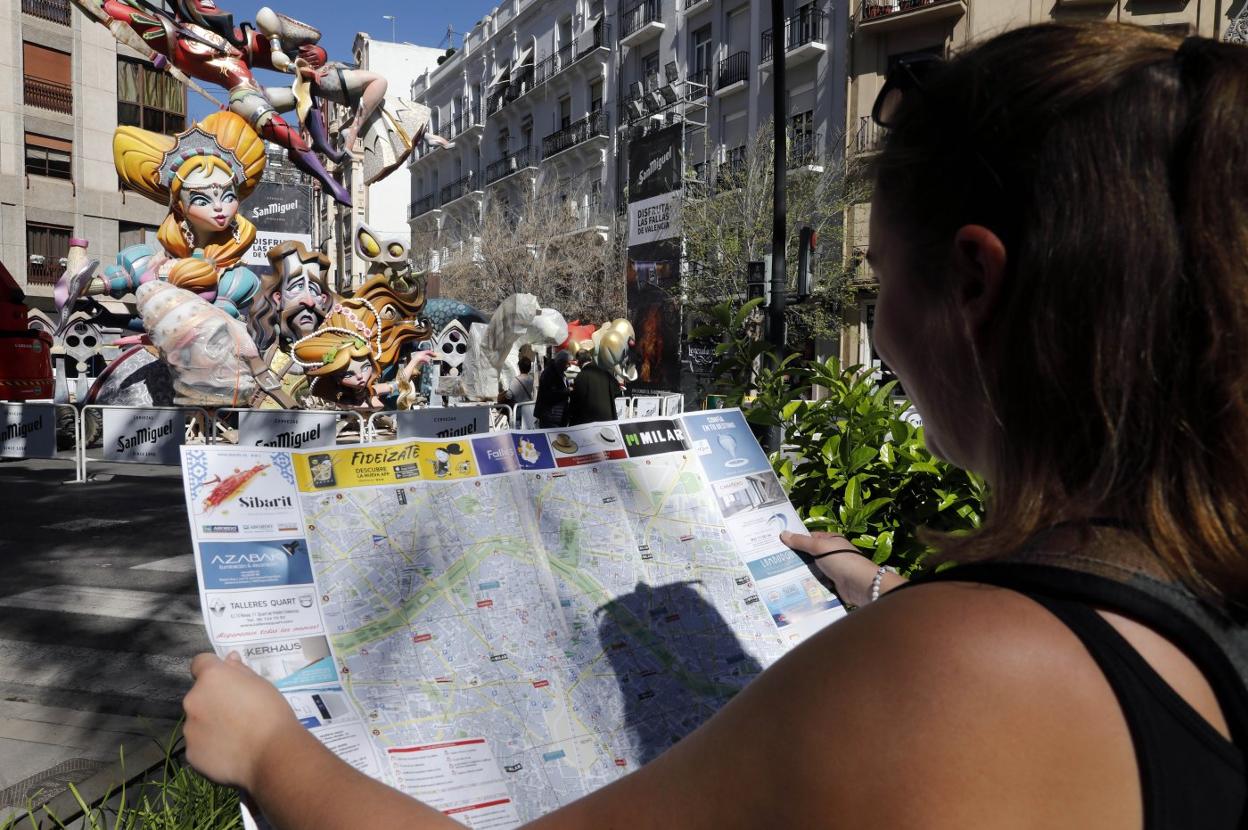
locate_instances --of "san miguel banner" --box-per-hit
[627,125,684,395]
[243,181,314,270]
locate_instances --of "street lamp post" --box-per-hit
[382,14,397,42]
[765,0,787,454]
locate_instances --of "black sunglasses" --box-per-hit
[871,53,945,129]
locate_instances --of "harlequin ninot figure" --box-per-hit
[97,0,350,204]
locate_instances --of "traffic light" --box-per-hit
[797,226,816,299]
[746,260,769,307]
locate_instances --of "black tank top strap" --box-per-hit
[910,561,1248,753]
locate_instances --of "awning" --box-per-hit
[487,61,511,90]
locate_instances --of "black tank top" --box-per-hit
[907,562,1247,829]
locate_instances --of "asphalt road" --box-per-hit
[0,457,210,813]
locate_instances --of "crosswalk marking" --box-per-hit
[0,586,201,626]
[130,555,197,573]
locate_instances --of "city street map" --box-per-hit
[180,410,844,827]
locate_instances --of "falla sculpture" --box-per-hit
[50,2,626,414]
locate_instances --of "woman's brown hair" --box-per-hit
[873,23,1248,609]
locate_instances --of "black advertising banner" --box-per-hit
[627,125,683,395]
[247,181,314,235]
[618,419,690,458]
[244,181,314,272]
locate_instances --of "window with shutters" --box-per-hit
[24,132,71,180]
[23,42,72,114]
[26,222,71,285]
[117,57,186,134]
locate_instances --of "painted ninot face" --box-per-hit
[180,166,239,241]
[279,271,329,338]
[339,357,374,390]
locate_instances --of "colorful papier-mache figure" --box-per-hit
[290,277,432,411]
[57,111,265,325]
[90,0,350,204]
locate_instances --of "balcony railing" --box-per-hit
[718,52,749,90]
[485,146,535,184]
[507,64,535,102]
[542,110,609,158]
[534,53,560,86]
[717,146,748,189]
[23,76,72,114]
[26,261,61,286]
[22,0,71,24]
[621,0,662,39]
[487,93,507,116]
[855,116,886,154]
[861,0,960,23]
[569,194,608,232]
[762,6,827,61]
[790,132,818,167]
[575,18,610,62]
[440,173,479,205]
[409,193,439,219]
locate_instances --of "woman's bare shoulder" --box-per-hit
[537,581,1138,830]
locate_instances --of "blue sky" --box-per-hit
[186,0,501,120]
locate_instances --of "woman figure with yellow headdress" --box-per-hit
[290,276,432,411]
[56,111,265,322]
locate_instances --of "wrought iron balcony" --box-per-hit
[860,0,967,30]
[534,53,560,86]
[575,18,610,62]
[762,6,827,62]
[855,115,886,155]
[790,132,819,168]
[568,194,609,232]
[440,173,480,205]
[542,110,609,158]
[23,76,72,114]
[621,0,664,46]
[22,0,71,24]
[507,64,535,102]
[409,193,439,219]
[485,146,536,184]
[717,52,749,92]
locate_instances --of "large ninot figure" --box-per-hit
[78,0,351,204]
[56,111,265,327]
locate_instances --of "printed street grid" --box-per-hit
[299,448,788,820]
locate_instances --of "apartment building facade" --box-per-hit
[0,0,179,322]
[842,0,1241,374]
[407,0,848,298]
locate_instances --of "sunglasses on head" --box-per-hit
[871,52,945,129]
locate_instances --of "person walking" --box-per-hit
[566,349,622,426]
[533,351,571,428]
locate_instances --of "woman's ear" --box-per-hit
[950,225,1008,335]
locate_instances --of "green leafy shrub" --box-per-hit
[775,358,986,576]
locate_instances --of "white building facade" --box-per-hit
[407,0,847,296]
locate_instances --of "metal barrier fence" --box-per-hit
[211,408,367,450]
[78,404,211,479]
[366,404,511,443]
[1,401,84,483]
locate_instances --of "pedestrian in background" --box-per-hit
[566,349,621,426]
[533,351,571,428]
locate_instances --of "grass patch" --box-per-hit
[1,726,240,830]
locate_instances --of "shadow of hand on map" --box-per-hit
[596,581,762,765]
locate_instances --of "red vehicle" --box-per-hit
[0,261,54,401]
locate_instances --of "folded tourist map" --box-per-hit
[179,409,844,827]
